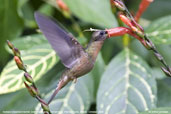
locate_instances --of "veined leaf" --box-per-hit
[0,44,59,94]
[139,107,171,114]
[146,15,171,44]
[5,34,47,53]
[35,73,94,113]
[0,64,63,111]
[97,48,157,114]
[63,0,118,28]
[0,88,38,111]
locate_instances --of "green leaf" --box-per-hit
[130,40,149,61]
[151,67,166,80]
[38,3,55,16]
[0,0,24,64]
[63,0,118,28]
[157,79,171,107]
[146,15,171,44]
[0,63,62,111]
[143,0,171,20]
[91,53,105,98]
[35,73,94,113]
[139,107,171,114]
[0,89,38,111]
[6,34,47,53]
[18,0,37,28]
[0,44,59,94]
[102,37,123,64]
[43,0,58,9]
[97,48,157,114]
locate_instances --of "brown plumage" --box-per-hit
[34,12,108,104]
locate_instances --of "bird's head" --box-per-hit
[91,30,108,41]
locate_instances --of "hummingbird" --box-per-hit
[34,12,108,104]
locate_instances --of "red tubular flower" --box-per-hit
[135,0,154,22]
[119,13,136,30]
[107,27,130,37]
[56,0,69,12]
[106,27,147,47]
[119,13,144,37]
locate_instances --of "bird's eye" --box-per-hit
[100,32,104,36]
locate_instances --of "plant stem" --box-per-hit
[123,34,130,47]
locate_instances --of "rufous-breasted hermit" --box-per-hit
[34,12,108,104]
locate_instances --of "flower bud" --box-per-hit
[154,53,163,61]
[144,38,154,50]
[7,40,14,49]
[57,0,69,12]
[14,56,25,71]
[113,0,126,11]
[119,13,145,38]
[13,48,21,57]
[24,82,39,97]
[119,13,133,29]
[161,67,171,77]
[24,72,33,83]
[41,102,50,112]
[134,29,144,38]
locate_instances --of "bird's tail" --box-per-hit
[48,75,70,104]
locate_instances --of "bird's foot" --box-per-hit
[72,77,77,83]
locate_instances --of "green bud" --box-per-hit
[154,52,163,61]
[30,86,39,96]
[7,40,14,49]
[24,82,39,97]
[135,30,144,38]
[14,48,21,57]
[24,72,34,83]
[144,39,154,50]
[114,0,126,11]
[41,103,50,112]
[14,56,25,71]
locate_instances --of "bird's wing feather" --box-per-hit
[34,12,84,68]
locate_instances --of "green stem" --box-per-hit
[123,34,130,47]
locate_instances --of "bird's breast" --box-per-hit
[68,54,94,78]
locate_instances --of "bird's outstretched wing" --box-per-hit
[34,12,85,68]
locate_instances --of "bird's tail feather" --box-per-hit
[48,76,70,104]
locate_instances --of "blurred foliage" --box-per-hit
[97,48,157,113]
[0,0,24,67]
[0,0,171,114]
[146,15,171,44]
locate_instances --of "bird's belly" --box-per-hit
[70,58,94,78]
